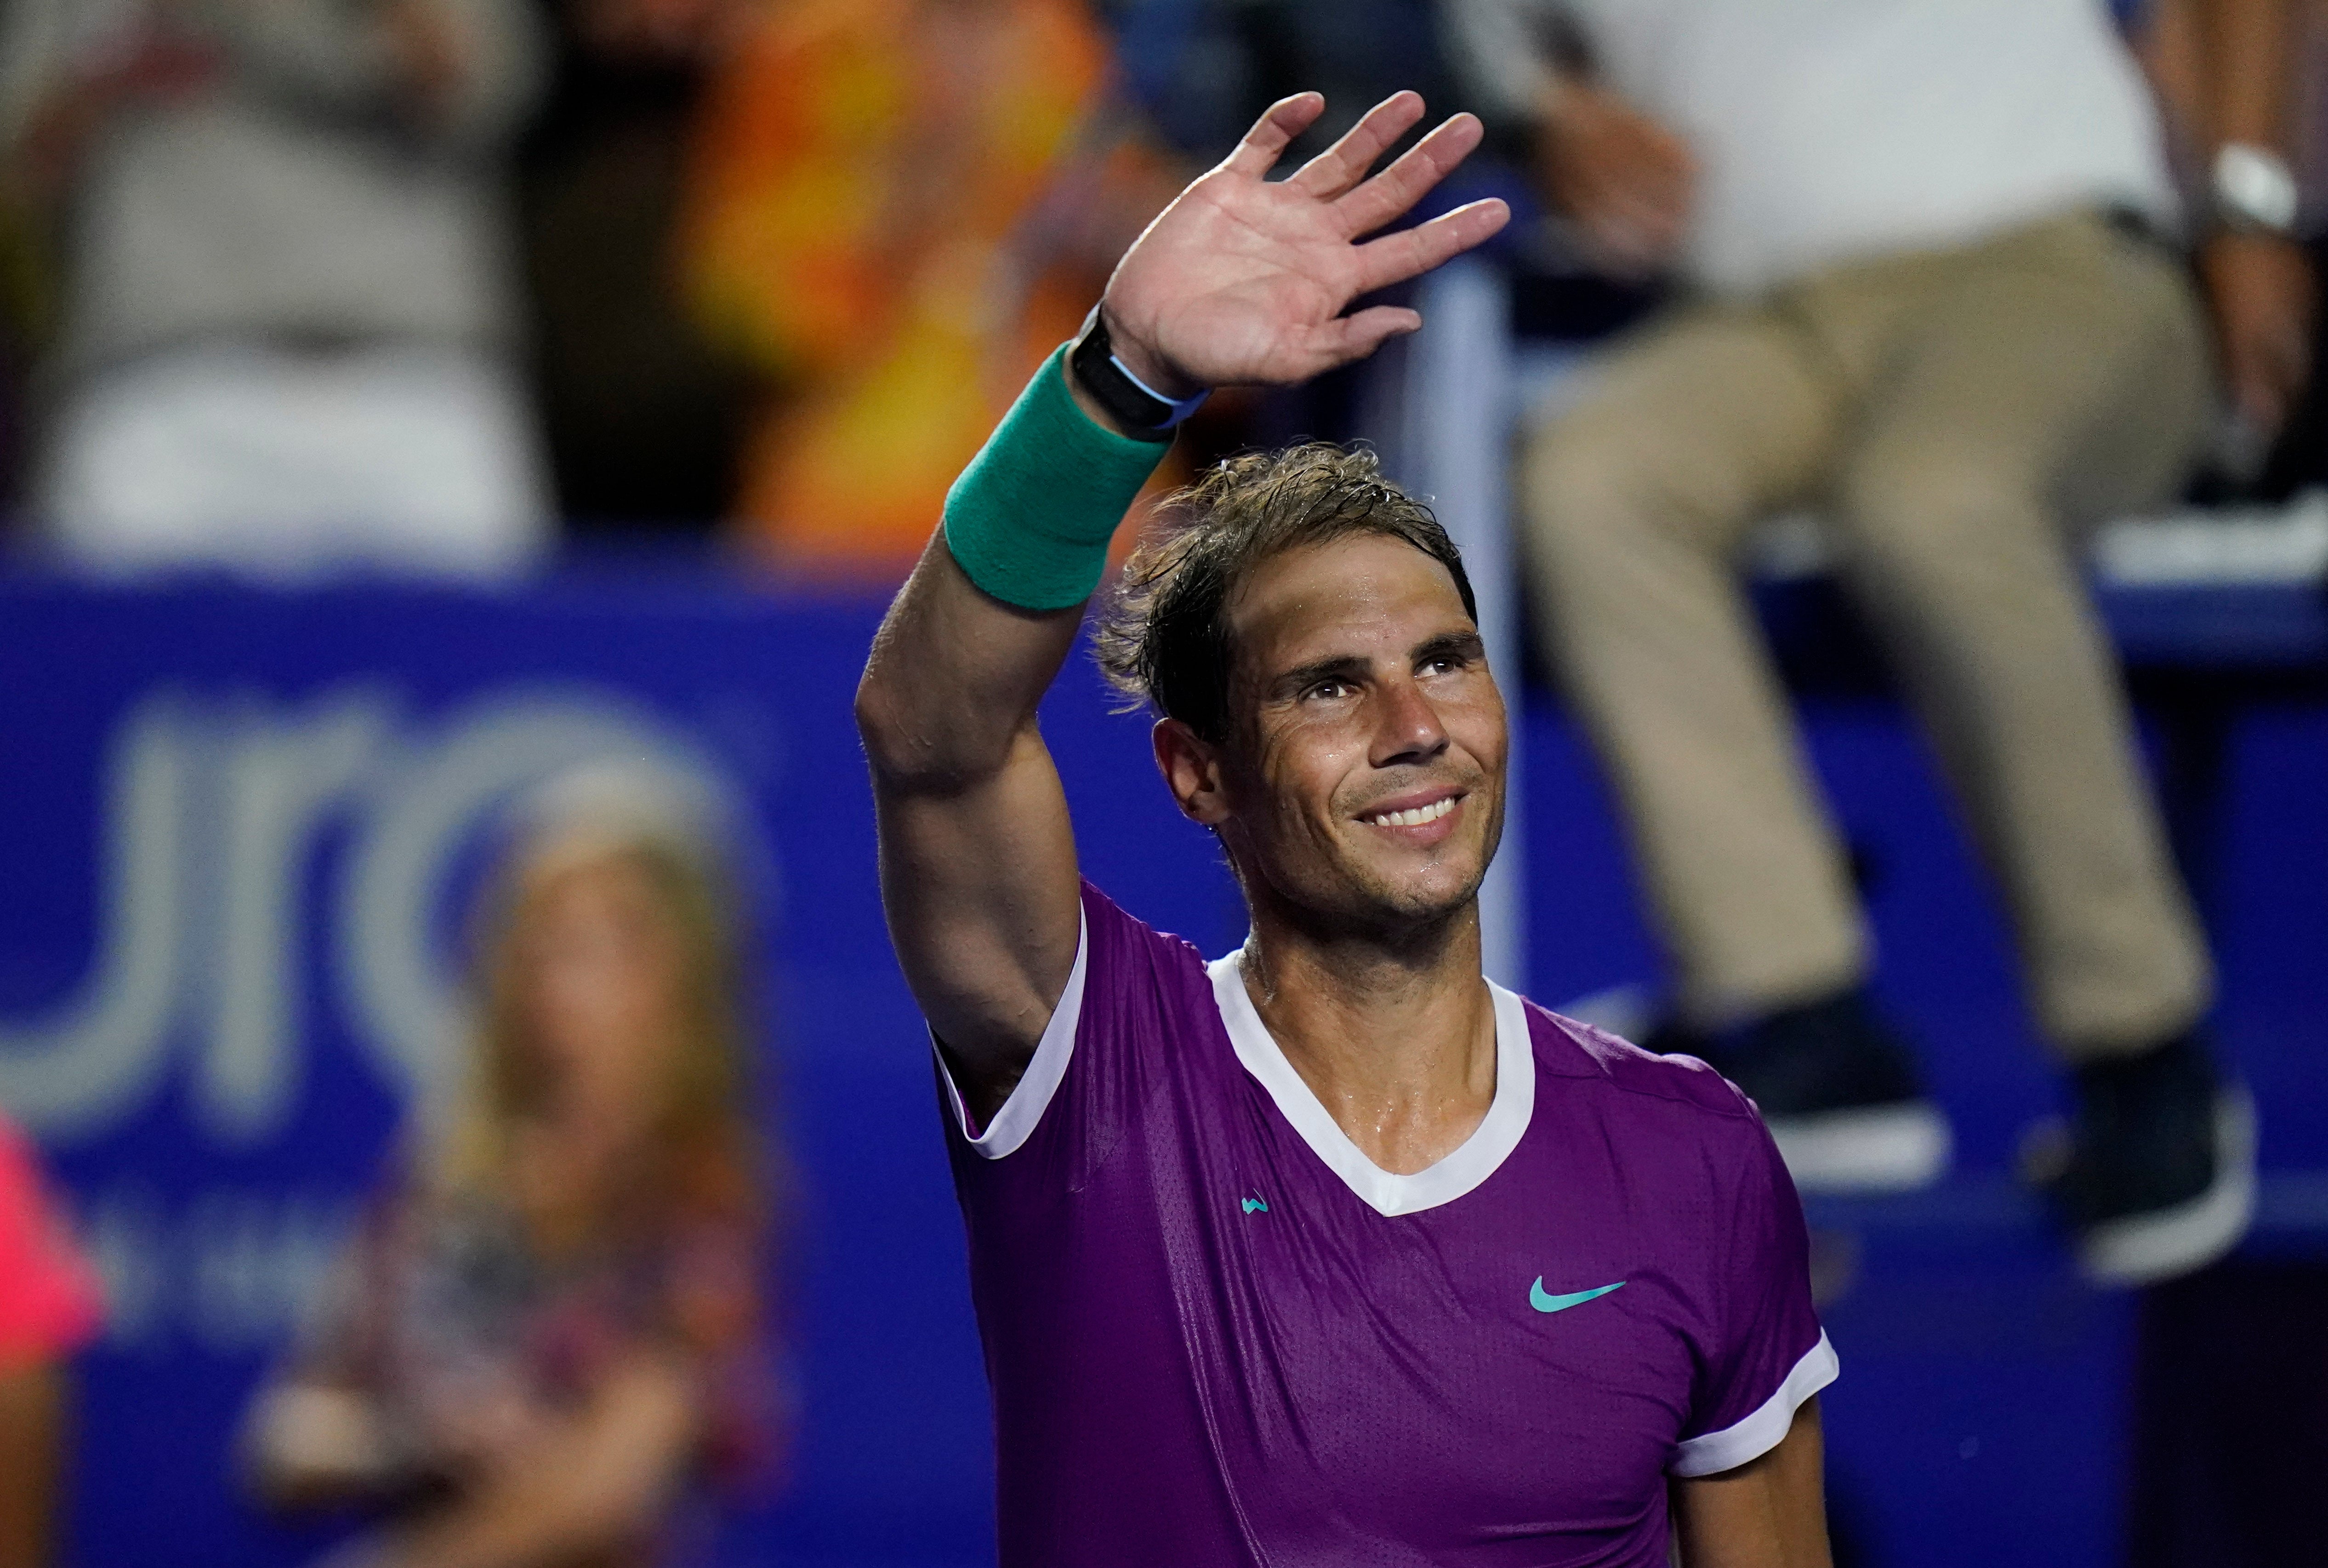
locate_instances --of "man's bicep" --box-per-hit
[1670,1398,1830,1568]
[874,724,1082,1086]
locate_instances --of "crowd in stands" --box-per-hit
[0,3,2320,577]
[0,0,1525,580]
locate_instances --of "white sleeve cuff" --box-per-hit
[1669,1330,1839,1477]
[934,908,1087,1159]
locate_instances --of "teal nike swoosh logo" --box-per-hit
[1242,1197,1268,1214]
[1530,1278,1625,1313]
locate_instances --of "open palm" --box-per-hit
[1103,92,1511,395]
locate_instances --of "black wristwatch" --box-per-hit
[1067,308,1210,440]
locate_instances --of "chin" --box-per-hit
[1383,876,1486,926]
[1337,851,1491,931]
[1363,820,1499,911]
[1235,813,1501,936]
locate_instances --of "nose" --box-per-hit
[1369,671,1449,770]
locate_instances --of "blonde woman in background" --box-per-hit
[244,784,784,1568]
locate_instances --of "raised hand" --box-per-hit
[1099,92,1510,397]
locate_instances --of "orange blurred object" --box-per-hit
[683,0,1174,574]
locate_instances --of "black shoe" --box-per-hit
[2030,1031,2255,1286]
[1665,987,1952,1194]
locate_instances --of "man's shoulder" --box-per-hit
[1077,880,1217,993]
[1519,998,1756,1124]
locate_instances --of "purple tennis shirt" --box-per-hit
[938,883,1835,1566]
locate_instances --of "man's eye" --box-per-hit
[1305,680,1352,702]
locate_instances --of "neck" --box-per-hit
[1237,892,1498,1176]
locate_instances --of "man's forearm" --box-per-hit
[2179,0,2313,435]
[2194,0,2296,152]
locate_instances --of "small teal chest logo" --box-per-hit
[1530,1277,1625,1313]
[1241,1195,1269,1214]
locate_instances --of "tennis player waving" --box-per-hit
[858,90,1835,1568]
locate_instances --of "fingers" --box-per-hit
[1286,91,1427,201]
[1352,197,1511,294]
[1309,305,1426,370]
[1333,111,1486,239]
[1221,92,1327,180]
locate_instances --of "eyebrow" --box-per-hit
[1268,654,1372,702]
[1265,630,1488,702]
[1414,630,1487,666]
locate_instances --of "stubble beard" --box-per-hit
[1228,781,1504,952]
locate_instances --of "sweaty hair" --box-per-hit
[1093,443,1478,744]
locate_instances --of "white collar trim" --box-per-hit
[1206,952,1535,1216]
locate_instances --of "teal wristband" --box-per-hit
[942,345,1173,611]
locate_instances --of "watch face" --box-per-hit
[2214,143,2300,235]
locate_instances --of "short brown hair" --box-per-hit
[1093,443,1478,743]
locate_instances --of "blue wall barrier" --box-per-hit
[1,573,2322,1567]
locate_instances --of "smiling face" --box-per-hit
[1160,533,1508,935]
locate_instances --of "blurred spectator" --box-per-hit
[0,1111,104,1568]
[0,0,552,579]
[518,0,756,535]
[679,0,1182,574]
[241,783,785,1568]
[2144,0,2328,498]
[1446,0,2312,1283]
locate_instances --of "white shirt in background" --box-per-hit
[1444,0,2177,294]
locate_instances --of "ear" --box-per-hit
[1153,717,1232,826]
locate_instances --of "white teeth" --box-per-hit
[1368,796,1455,828]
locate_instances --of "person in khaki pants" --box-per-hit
[1444,0,2315,1284]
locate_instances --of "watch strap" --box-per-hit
[1068,309,1209,438]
